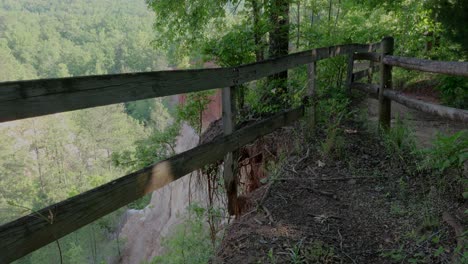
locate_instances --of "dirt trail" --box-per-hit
[361,97,467,148]
[215,118,465,263]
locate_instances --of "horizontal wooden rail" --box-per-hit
[383,89,468,123]
[382,55,468,77]
[352,53,468,77]
[352,65,380,81]
[0,106,304,263]
[0,43,377,123]
[354,52,380,62]
[351,82,468,122]
[350,82,379,99]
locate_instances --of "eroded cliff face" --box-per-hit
[117,117,284,263]
[119,124,213,264]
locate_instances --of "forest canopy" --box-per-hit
[0,1,176,263]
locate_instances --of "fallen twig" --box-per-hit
[301,187,338,200]
[293,148,310,172]
[257,183,272,206]
[339,249,357,264]
[253,217,263,225]
[284,167,299,175]
[275,193,288,204]
[338,229,343,250]
[337,229,358,264]
[262,205,274,224]
[307,213,342,220]
[319,176,388,181]
[263,146,277,159]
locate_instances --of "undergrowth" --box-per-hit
[149,204,220,264]
[368,114,467,263]
[436,76,468,109]
[419,130,468,197]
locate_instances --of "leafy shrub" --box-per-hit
[304,241,337,263]
[244,76,303,116]
[319,98,350,159]
[420,131,468,174]
[436,76,468,109]
[382,116,417,161]
[150,204,216,264]
[419,131,467,196]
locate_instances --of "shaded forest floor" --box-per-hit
[214,108,466,263]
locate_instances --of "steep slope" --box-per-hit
[119,124,226,263]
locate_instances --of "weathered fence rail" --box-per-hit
[383,55,468,77]
[0,106,304,263]
[0,43,375,123]
[0,37,466,263]
[350,37,468,125]
[0,42,379,263]
[351,82,468,122]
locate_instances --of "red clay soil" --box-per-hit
[214,120,466,264]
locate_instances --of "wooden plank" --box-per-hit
[0,68,235,123]
[350,82,379,99]
[306,62,317,131]
[352,65,380,81]
[379,37,394,130]
[384,89,468,123]
[236,43,373,83]
[354,52,380,62]
[222,86,238,215]
[0,106,305,263]
[350,82,468,122]
[0,43,377,123]
[382,55,468,77]
[368,42,381,52]
[367,44,378,84]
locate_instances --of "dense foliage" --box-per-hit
[0,0,167,81]
[0,0,177,263]
[142,1,467,262]
[428,0,468,55]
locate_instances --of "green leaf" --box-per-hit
[434,246,444,257]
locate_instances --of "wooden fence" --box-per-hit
[0,37,467,263]
[350,37,468,125]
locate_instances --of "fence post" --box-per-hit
[306,62,317,131]
[222,86,237,215]
[367,44,376,84]
[379,36,394,130]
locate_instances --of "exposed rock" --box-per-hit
[119,124,214,263]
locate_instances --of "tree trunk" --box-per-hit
[296,1,300,49]
[251,0,264,62]
[31,123,45,192]
[268,0,290,107]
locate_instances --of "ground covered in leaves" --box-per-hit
[214,116,466,264]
